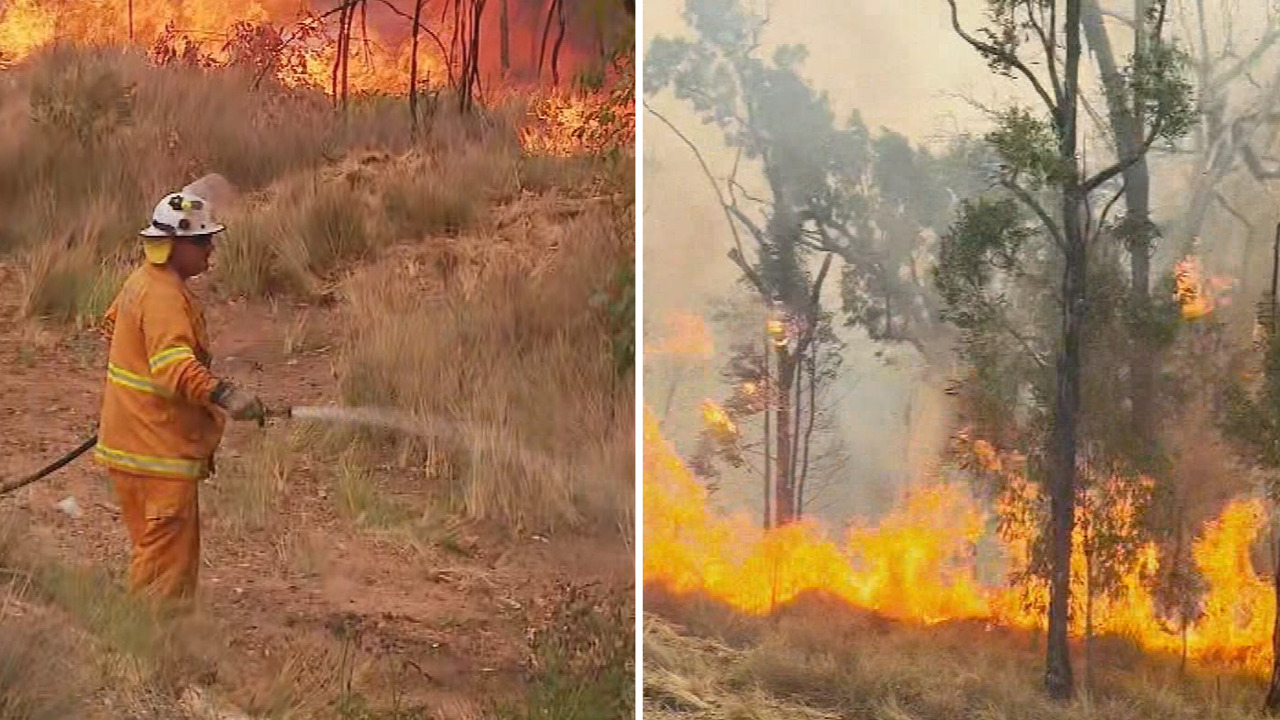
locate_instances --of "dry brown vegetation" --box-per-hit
[0,41,633,720]
[644,588,1270,720]
[1,43,634,534]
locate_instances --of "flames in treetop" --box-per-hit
[0,0,634,156]
[645,407,1278,675]
[700,400,736,437]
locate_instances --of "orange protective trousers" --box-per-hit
[109,469,201,603]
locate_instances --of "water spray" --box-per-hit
[1,404,572,498]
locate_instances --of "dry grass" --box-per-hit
[210,428,297,537]
[332,452,414,531]
[643,590,1271,720]
[2,43,634,537]
[0,45,564,313]
[335,189,635,535]
[0,620,87,720]
[0,513,218,717]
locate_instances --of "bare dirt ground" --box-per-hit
[0,259,633,719]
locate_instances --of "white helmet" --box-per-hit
[139,192,225,238]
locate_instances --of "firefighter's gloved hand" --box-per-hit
[215,384,266,422]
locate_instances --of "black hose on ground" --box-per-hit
[0,435,98,498]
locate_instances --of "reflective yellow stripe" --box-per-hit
[149,345,195,372]
[106,363,172,398]
[94,444,206,479]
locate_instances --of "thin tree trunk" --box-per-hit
[538,0,559,83]
[500,0,511,75]
[774,355,797,525]
[409,0,425,132]
[128,0,134,41]
[1265,534,1280,713]
[763,317,772,530]
[790,345,803,515]
[797,347,817,516]
[550,0,568,86]
[1084,509,1094,694]
[1046,2,1085,700]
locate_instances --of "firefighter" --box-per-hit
[95,191,265,607]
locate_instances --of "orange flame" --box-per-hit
[700,399,736,437]
[646,408,989,622]
[1175,254,1234,321]
[0,0,633,156]
[645,409,1278,674]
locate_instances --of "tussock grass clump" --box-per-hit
[210,429,296,536]
[337,194,635,535]
[0,621,86,720]
[18,212,132,325]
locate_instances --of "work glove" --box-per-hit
[214,383,266,423]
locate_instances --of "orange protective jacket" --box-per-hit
[95,264,227,480]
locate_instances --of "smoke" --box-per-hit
[643,0,1280,527]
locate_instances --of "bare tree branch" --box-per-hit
[1081,113,1166,193]
[1025,0,1064,105]
[645,101,769,295]
[1234,139,1280,179]
[1001,177,1066,250]
[370,0,454,86]
[1214,191,1255,230]
[1209,24,1280,89]
[1092,176,1128,245]
[947,0,1059,114]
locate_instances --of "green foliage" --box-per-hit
[934,197,1034,329]
[592,259,635,378]
[1220,333,1280,491]
[1127,20,1196,145]
[986,107,1070,188]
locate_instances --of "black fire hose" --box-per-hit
[0,435,98,498]
[0,406,294,498]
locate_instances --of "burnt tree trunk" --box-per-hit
[762,318,773,530]
[331,0,359,112]
[1084,510,1094,694]
[454,0,486,113]
[1047,190,1086,701]
[790,341,804,517]
[1265,537,1280,713]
